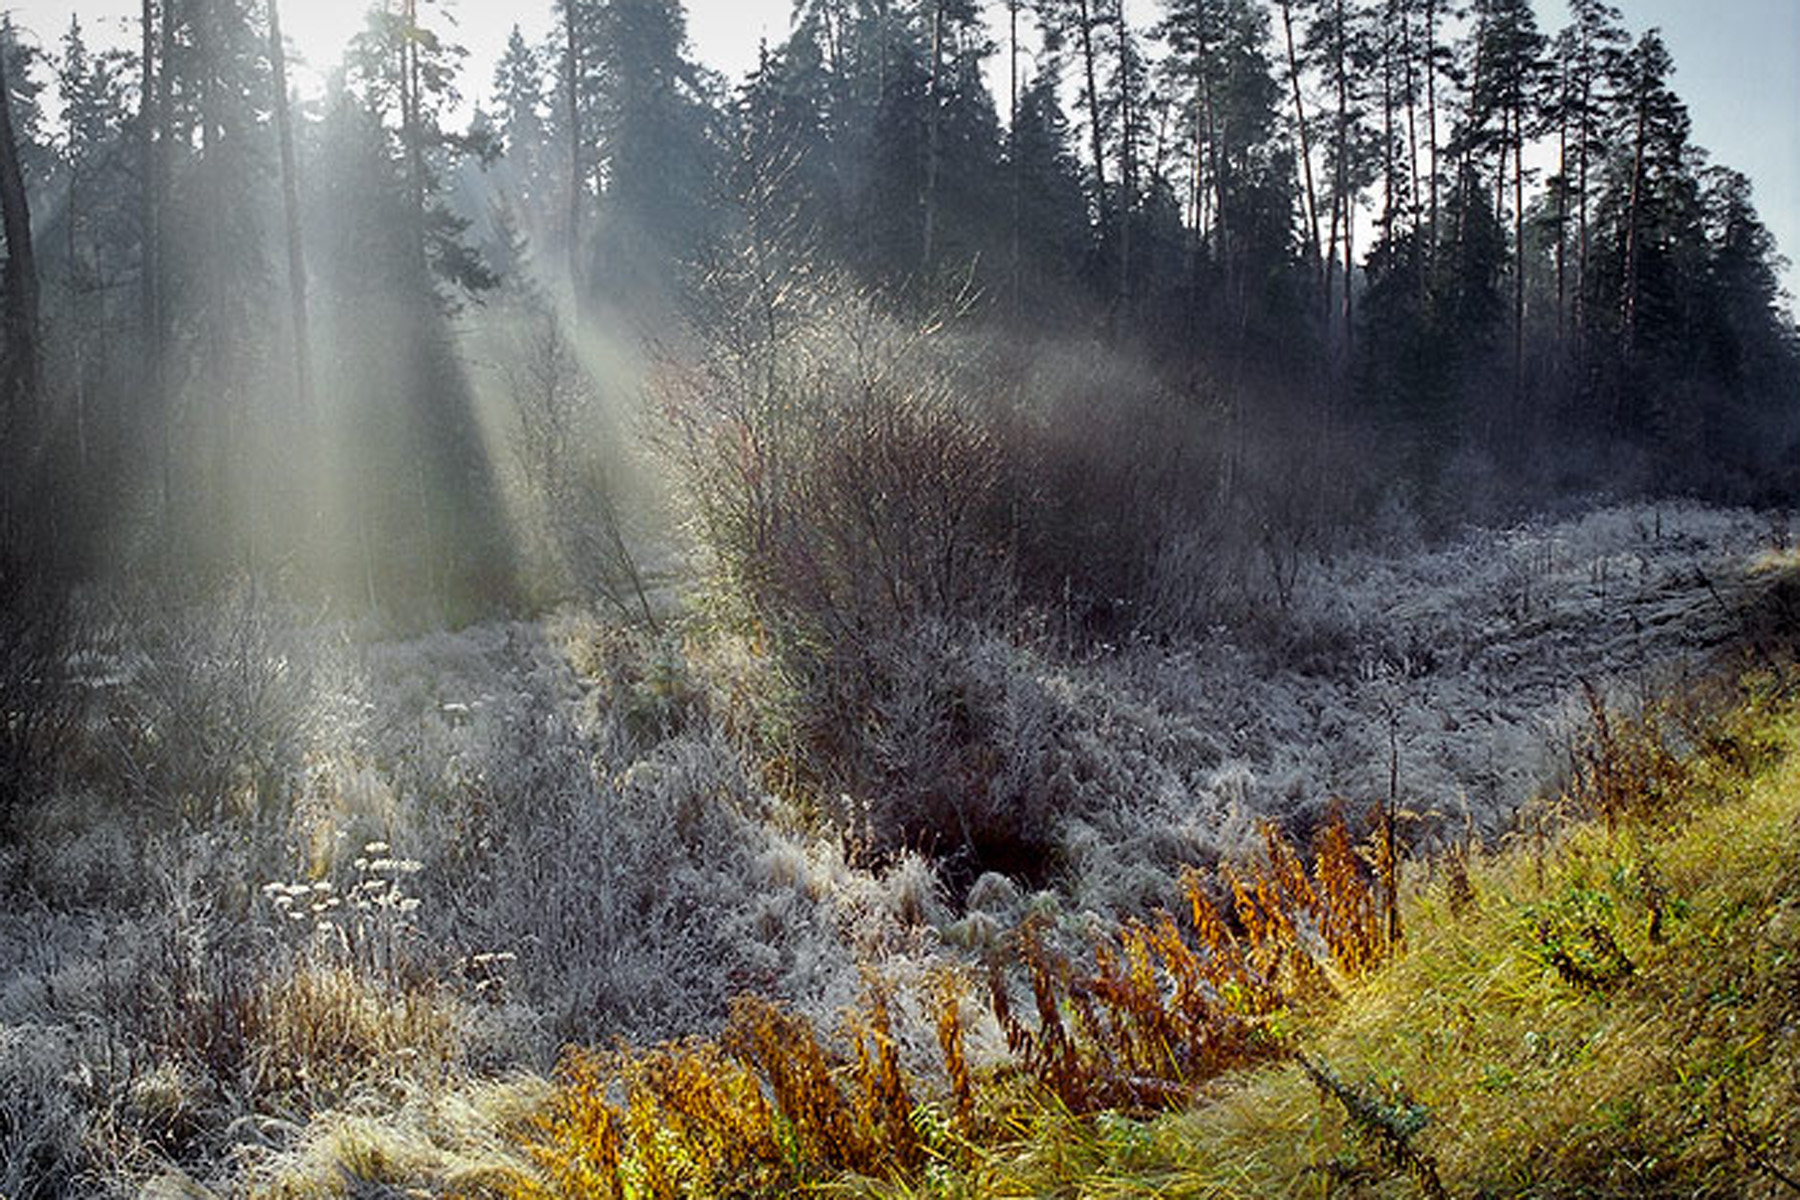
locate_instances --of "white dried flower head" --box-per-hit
[364,841,390,855]
[398,898,421,914]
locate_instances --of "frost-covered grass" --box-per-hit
[892,666,1800,1199]
[0,499,1792,1195]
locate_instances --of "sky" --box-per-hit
[12,0,1800,303]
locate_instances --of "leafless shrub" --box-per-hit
[0,1027,92,1199]
[1004,352,1234,641]
[86,581,314,831]
[0,554,85,846]
[418,701,845,1047]
[655,268,1012,646]
[506,318,656,627]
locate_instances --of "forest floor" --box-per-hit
[1,498,1797,1196]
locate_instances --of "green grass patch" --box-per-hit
[872,671,1800,1198]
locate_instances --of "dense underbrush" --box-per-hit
[501,660,1800,1199]
[0,502,1793,1196]
[921,665,1800,1198]
[427,661,1792,1200]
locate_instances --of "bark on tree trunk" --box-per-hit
[1076,0,1109,237]
[268,0,312,408]
[1279,0,1324,300]
[1424,0,1439,248]
[565,1,583,303]
[1115,0,1134,321]
[0,28,40,422]
[923,0,944,268]
[140,0,158,342]
[1333,0,1353,360]
[1555,67,1568,345]
[402,0,427,278]
[1513,101,1526,392]
[1622,85,1647,358]
[1008,0,1020,317]
[1575,65,1592,353]
[156,0,177,516]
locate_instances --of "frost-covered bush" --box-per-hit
[657,274,1015,649]
[0,1027,91,1199]
[83,585,316,831]
[0,559,85,846]
[439,721,850,1047]
[280,620,854,1047]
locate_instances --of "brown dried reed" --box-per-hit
[512,808,1397,1195]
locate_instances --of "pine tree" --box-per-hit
[1158,0,1287,343]
[1009,63,1089,314]
[346,0,497,303]
[583,0,719,309]
[490,25,552,228]
[1464,0,1545,390]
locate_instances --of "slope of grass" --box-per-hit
[212,666,1800,1200]
[872,672,1800,1198]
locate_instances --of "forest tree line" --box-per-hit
[0,0,1794,609]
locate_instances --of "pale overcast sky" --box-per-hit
[9,0,1799,303]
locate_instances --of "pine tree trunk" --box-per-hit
[1115,0,1134,320]
[1555,67,1568,345]
[268,0,312,408]
[0,31,40,425]
[1333,0,1353,359]
[1196,4,1228,298]
[1622,84,1647,358]
[565,2,583,302]
[1278,0,1324,299]
[1402,1,1425,303]
[1574,64,1591,352]
[156,0,177,516]
[1381,15,1395,249]
[1188,84,1205,322]
[923,0,944,268]
[1076,0,1109,236]
[402,0,427,278]
[1008,0,1021,317]
[140,0,158,343]
[1513,102,1526,393]
[1424,0,1440,250]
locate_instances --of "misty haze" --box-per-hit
[0,0,1798,1195]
